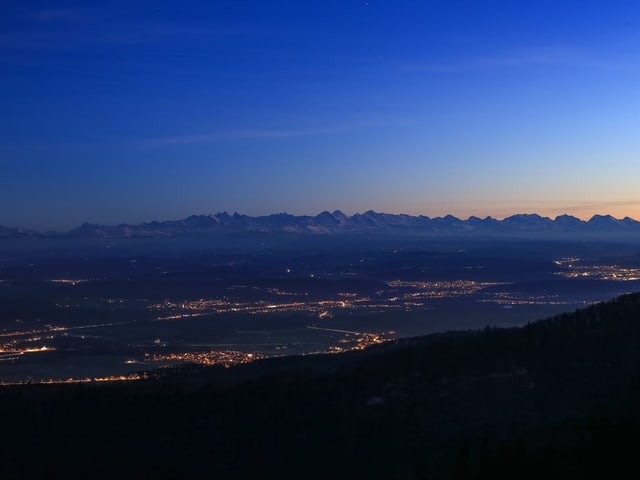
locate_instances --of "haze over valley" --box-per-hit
[2,215,639,383]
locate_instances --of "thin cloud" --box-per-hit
[141,125,363,148]
[1,6,262,52]
[28,7,100,23]
[483,199,640,209]
[559,200,640,213]
[0,24,247,52]
[403,49,640,73]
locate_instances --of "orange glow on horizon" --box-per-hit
[383,202,640,222]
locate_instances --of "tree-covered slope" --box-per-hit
[2,293,640,479]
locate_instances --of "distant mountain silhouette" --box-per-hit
[2,211,640,238]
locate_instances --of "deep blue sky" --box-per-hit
[2,1,640,230]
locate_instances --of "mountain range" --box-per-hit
[3,211,640,238]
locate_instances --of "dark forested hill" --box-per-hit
[3,293,640,479]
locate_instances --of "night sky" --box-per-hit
[2,1,640,230]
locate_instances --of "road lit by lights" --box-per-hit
[50,278,93,286]
[0,373,145,387]
[148,280,511,322]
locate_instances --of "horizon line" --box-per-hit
[3,210,640,234]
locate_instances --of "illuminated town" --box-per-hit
[554,258,640,281]
[50,278,94,286]
[147,277,588,324]
[2,258,639,386]
[147,350,263,368]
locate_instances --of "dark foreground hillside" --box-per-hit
[3,294,640,479]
